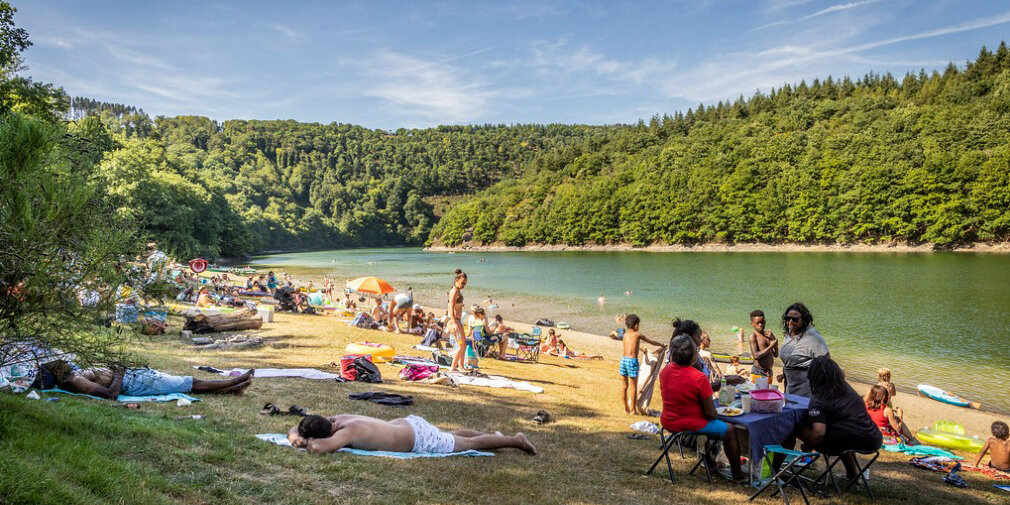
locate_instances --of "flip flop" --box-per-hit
[532,410,553,425]
[627,433,650,440]
[259,403,280,416]
[287,405,309,417]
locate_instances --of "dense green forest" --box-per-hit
[87,115,605,257]
[430,45,1010,247]
[8,0,1010,255]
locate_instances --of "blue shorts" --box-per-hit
[122,368,193,396]
[695,419,731,437]
[619,357,639,378]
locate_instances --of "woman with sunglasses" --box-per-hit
[778,302,829,397]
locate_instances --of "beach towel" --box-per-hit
[963,465,1010,480]
[447,372,543,393]
[43,388,200,403]
[254,433,493,458]
[195,366,344,381]
[910,456,959,473]
[883,442,960,459]
[636,348,665,413]
[995,485,1010,493]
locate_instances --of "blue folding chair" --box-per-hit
[748,445,821,505]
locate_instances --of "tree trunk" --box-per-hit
[183,308,263,334]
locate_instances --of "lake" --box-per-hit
[252,248,1010,413]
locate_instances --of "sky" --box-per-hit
[15,0,1010,128]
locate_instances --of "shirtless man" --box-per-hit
[972,421,1010,471]
[287,414,537,455]
[747,310,778,383]
[620,314,665,415]
[46,361,253,399]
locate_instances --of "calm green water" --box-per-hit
[252,248,1010,413]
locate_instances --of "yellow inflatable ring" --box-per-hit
[345,341,396,363]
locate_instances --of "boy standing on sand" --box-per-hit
[972,421,1010,471]
[747,310,778,383]
[620,314,665,415]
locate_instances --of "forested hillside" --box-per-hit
[89,112,607,257]
[429,44,1010,248]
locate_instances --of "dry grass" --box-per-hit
[2,310,1006,505]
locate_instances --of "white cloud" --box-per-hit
[351,49,500,124]
[756,0,888,30]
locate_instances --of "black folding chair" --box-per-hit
[810,449,879,498]
[749,445,821,505]
[646,431,718,485]
[512,333,541,362]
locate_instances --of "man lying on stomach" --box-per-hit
[42,361,253,398]
[288,414,537,455]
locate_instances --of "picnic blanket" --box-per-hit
[195,366,343,380]
[883,442,960,459]
[447,372,543,393]
[255,433,493,458]
[43,388,201,403]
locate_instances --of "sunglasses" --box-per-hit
[784,316,802,323]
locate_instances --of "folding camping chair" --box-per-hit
[809,449,879,498]
[749,445,821,505]
[512,332,541,362]
[646,431,719,485]
[472,327,501,359]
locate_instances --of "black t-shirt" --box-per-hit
[808,386,882,453]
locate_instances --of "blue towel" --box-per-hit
[995,485,1010,493]
[255,433,493,458]
[43,388,201,403]
[882,442,959,459]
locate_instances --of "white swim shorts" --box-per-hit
[405,415,455,453]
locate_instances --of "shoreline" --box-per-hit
[425,241,1010,254]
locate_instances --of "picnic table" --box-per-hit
[717,394,810,485]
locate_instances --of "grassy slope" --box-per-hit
[1,312,1004,505]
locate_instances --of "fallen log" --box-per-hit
[183,308,263,334]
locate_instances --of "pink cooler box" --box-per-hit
[750,389,785,413]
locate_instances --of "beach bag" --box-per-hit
[351,357,382,383]
[399,363,438,381]
[431,352,452,367]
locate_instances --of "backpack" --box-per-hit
[351,357,382,383]
[431,352,452,367]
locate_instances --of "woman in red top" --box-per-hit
[864,385,919,445]
[660,331,745,482]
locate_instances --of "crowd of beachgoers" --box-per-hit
[4,244,1009,493]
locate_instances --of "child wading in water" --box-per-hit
[619,314,664,415]
[972,421,1010,471]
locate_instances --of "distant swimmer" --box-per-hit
[597,294,606,305]
[367,261,377,265]
[624,290,633,297]
[479,258,487,263]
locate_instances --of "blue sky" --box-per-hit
[16,0,1010,128]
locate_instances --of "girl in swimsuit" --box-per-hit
[447,268,468,372]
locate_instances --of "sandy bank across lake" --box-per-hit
[426,242,1010,253]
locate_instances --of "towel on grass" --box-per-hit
[996,485,1010,492]
[447,372,543,394]
[43,388,200,403]
[255,433,493,458]
[348,391,414,406]
[195,366,343,381]
[883,442,960,459]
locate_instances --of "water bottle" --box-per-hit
[718,378,731,406]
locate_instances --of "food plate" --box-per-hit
[717,406,744,417]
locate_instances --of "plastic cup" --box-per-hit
[741,391,752,413]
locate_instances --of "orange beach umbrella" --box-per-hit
[346,276,395,295]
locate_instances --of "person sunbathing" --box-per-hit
[287,414,537,455]
[45,361,253,398]
[864,385,919,445]
[555,341,603,360]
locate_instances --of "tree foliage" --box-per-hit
[430,44,1010,248]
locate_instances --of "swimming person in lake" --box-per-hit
[447,269,468,372]
[620,314,665,415]
[748,310,778,383]
[971,421,1010,471]
[778,302,829,397]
